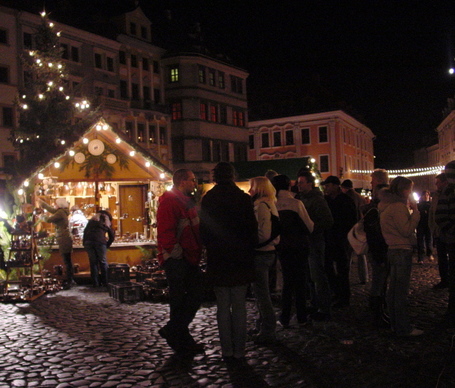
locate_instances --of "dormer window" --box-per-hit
[130,22,137,36]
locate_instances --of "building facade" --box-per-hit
[0,3,250,182]
[161,53,249,181]
[248,110,375,188]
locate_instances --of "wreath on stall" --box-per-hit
[61,139,129,179]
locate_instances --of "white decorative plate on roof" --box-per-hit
[88,139,105,155]
[74,152,85,164]
[106,153,117,164]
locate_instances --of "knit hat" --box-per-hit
[55,198,69,208]
[444,161,455,184]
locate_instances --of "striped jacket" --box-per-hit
[434,183,455,244]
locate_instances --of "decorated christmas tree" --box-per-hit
[10,11,98,181]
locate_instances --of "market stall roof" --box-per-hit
[27,118,173,182]
[232,157,310,181]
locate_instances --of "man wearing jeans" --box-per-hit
[157,169,204,353]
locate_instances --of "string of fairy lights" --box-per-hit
[351,166,444,178]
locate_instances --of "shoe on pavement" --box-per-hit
[407,328,424,337]
[309,312,331,322]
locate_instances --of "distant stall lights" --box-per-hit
[450,68,455,75]
[351,165,443,178]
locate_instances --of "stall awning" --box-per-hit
[232,157,310,180]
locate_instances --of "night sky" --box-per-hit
[142,0,455,169]
[16,0,455,169]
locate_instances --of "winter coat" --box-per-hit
[434,183,455,244]
[254,197,280,252]
[156,187,202,266]
[200,181,258,287]
[41,202,72,254]
[325,190,357,242]
[83,213,115,248]
[378,190,420,250]
[275,190,314,251]
[296,188,334,234]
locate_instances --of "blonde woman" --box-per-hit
[249,176,280,344]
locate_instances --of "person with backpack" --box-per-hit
[272,175,314,327]
[249,176,280,344]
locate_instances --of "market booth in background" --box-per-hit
[24,118,172,279]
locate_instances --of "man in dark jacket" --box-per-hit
[200,162,257,364]
[296,171,333,321]
[322,176,357,308]
[83,210,115,288]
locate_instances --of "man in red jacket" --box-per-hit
[157,169,204,354]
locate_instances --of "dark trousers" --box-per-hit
[435,238,449,285]
[278,248,308,324]
[162,258,204,346]
[417,225,432,259]
[62,251,73,282]
[444,243,455,320]
[325,239,351,304]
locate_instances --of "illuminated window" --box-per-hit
[218,72,225,89]
[209,69,216,86]
[137,123,145,142]
[210,105,217,122]
[232,110,245,126]
[200,102,208,120]
[198,65,206,83]
[149,125,156,143]
[169,66,179,83]
[171,102,182,120]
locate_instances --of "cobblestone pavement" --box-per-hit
[1,258,455,388]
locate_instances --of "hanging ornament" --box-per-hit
[88,139,105,155]
[74,152,85,164]
[106,153,117,164]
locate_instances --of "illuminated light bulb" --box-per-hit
[58,64,62,69]
[103,124,109,130]
[83,138,89,144]
[60,140,65,145]
[115,138,121,144]
[36,59,41,64]
[310,158,316,163]
[450,68,454,75]
[160,173,165,179]
[54,162,60,168]
[24,181,29,187]
[40,11,46,17]
[59,86,63,91]
[29,51,35,56]
[36,135,40,138]
[48,81,53,86]
[69,150,75,156]
[49,22,54,27]
[22,94,26,98]
[65,96,70,100]
[39,63,43,67]
[22,104,28,109]
[57,32,61,37]
[145,162,151,167]
[75,103,80,108]
[48,63,53,67]
[18,189,24,196]
[129,151,136,156]
[19,139,24,143]
[315,179,320,184]
[38,94,44,99]
[166,185,172,191]
[38,173,44,179]
[96,124,102,131]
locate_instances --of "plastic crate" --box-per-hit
[108,263,130,283]
[108,281,143,303]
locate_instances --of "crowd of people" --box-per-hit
[156,162,455,366]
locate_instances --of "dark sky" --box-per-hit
[142,0,455,169]
[26,0,455,169]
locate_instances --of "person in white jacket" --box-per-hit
[272,174,314,327]
[379,176,422,336]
